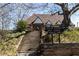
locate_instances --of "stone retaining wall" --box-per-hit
[41,43,79,56]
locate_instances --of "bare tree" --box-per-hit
[55,3,79,27]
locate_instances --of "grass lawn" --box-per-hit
[0,31,27,56]
[46,28,79,43]
[60,28,79,43]
[0,28,79,55]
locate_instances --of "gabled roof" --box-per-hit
[26,13,64,25]
[55,20,62,25]
[45,20,52,27]
[46,20,52,25]
[33,16,43,24]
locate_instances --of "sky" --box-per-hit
[71,10,79,27]
[29,3,79,27]
[3,3,79,30]
[34,4,79,27]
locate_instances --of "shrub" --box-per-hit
[16,20,27,32]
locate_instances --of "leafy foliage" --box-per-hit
[0,31,26,56]
[16,20,27,32]
[45,28,79,43]
[61,28,79,43]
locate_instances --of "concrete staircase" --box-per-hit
[17,31,40,56]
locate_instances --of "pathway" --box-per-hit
[17,31,40,56]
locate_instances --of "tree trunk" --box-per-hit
[62,4,71,27]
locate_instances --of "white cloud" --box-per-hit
[71,10,79,27]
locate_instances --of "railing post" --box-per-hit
[51,34,53,45]
[58,33,60,44]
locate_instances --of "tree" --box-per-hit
[55,3,79,27]
[0,3,12,40]
[16,20,27,32]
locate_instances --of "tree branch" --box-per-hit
[0,3,10,8]
[22,3,48,9]
[70,4,79,16]
[55,3,64,7]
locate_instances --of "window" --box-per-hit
[45,20,53,31]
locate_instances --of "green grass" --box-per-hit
[47,28,79,43]
[0,31,27,56]
[0,28,79,55]
[61,28,79,43]
[0,38,17,55]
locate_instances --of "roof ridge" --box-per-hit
[32,13,63,16]
[26,13,64,25]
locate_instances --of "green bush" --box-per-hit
[44,28,79,43]
[16,20,27,32]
